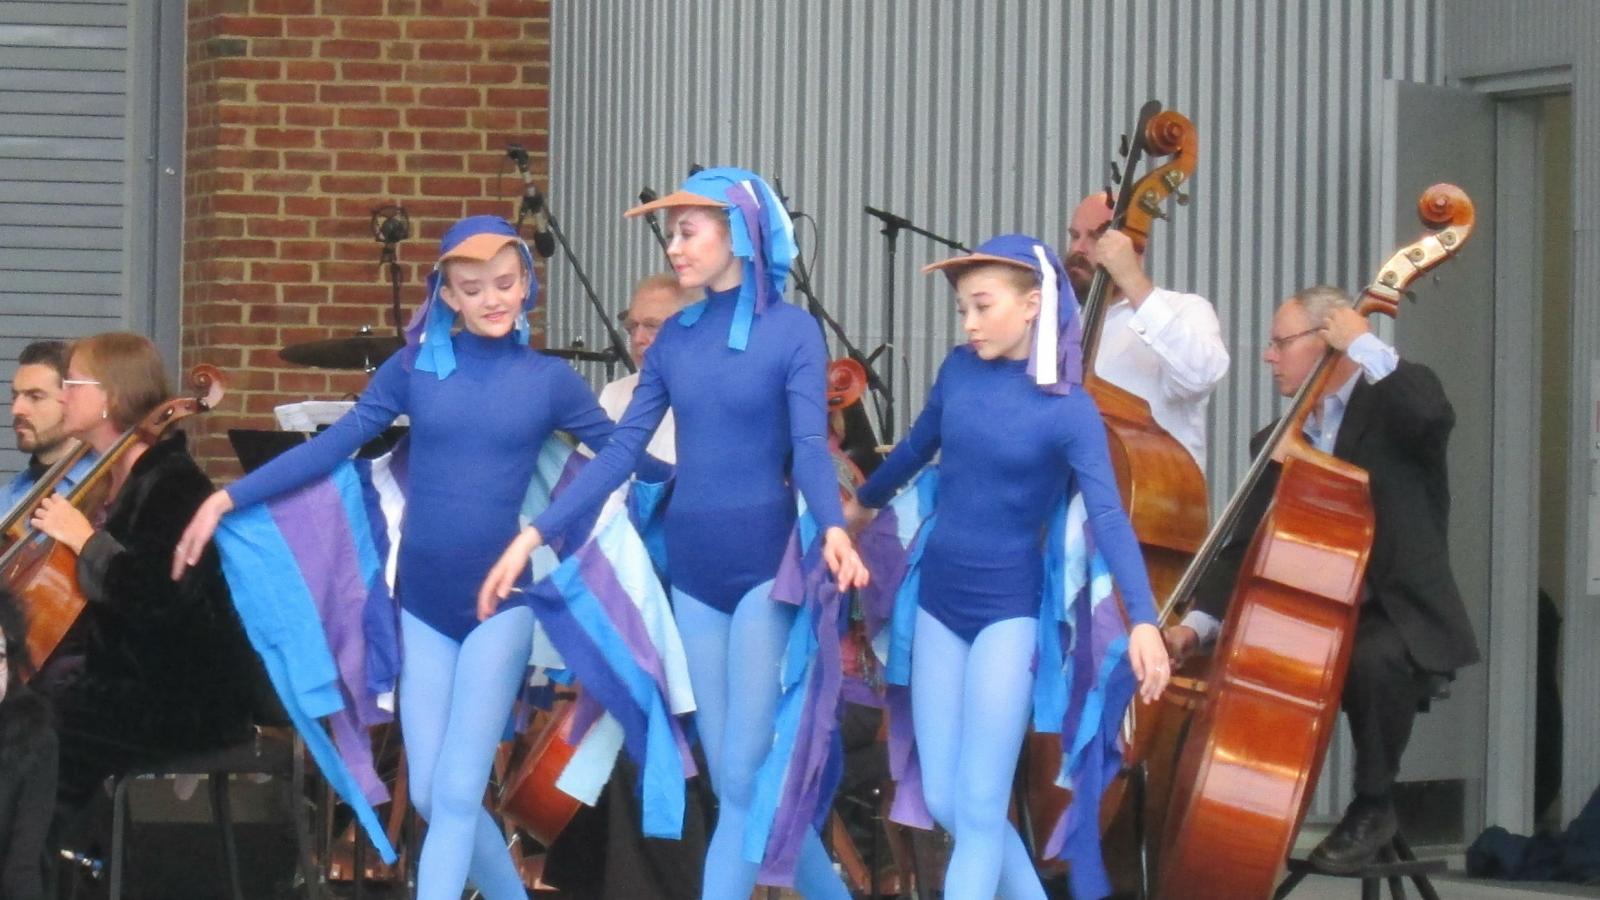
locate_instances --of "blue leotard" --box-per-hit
[226,331,622,641]
[856,346,1156,641]
[533,285,846,613]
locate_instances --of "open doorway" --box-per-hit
[1532,91,1573,831]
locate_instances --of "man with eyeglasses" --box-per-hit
[2,341,97,517]
[1063,191,1230,466]
[1165,285,1478,874]
[596,272,699,464]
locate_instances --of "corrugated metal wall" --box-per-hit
[0,1,132,473]
[547,0,1441,497]
[0,0,182,478]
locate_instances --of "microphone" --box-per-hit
[506,143,557,258]
[370,204,410,244]
[638,187,658,206]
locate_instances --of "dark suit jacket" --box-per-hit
[1193,359,1480,673]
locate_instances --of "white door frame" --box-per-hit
[1461,68,1576,835]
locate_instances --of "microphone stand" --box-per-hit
[370,205,410,340]
[542,200,636,374]
[504,146,633,374]
[862,205,969,440]
[638,187,673,267]
[774,183,893,442]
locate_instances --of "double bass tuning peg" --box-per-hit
[1174,189,1191,206]
[1119,133,1130,156]
[1109,161,1123,185]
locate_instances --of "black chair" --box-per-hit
[106,725,322,900]
[1274,833,1444,900]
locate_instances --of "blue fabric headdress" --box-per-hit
[926,233,1082,394]
[640,167,796,351]
[403,215,540,379]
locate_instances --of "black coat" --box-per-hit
[0,688,57,900]
[51,432,258,804]
[1194,360,1480,674]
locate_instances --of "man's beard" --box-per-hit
[1067,255,1094,300]
[14,421,64,456]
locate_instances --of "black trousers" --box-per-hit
[1341,604,1436,798]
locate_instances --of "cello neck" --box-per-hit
[0,440,94,541]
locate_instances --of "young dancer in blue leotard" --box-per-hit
[172,216,641,900]
[846,235,1171,900]
[478,168,870,900]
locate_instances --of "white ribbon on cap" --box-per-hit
[1033,244,1059,388]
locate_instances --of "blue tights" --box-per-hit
[912,609,1046,900]
[673,582,850,900]
[400,608,534,900]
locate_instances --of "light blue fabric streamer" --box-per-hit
[216,503,398,863]
[549,561,686,838]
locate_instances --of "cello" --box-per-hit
[1154,184,1475,899]
[1018,102,1209,887]
[2,364,224,677]
[0,441,94,546]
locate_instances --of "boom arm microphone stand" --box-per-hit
[638,187,673,267]
[506,145,636,375]
[775,181,893,443]
[371,205,411,340]
[862,205,969,440]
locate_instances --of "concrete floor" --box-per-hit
[1284,871,1600,898]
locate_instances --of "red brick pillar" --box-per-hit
[183,0,552,480]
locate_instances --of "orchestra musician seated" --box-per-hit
[24,333,258,870]
[1164,287,1479,874]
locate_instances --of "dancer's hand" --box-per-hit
[842,496,875,536]
[1127,623,1171,704]
[477,527,543,620]
[822,526,870,590]
[172,490,234,580]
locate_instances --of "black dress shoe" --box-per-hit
[1309,797,1399,875]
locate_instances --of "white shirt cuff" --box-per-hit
[1180,609,1223,647]
[1347,332,1399,382]
[1127,286,1179,339]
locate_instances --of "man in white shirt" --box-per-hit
[1064,192,1230,466]
[596,273,698,463]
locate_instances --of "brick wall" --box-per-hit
[183,0,551,480]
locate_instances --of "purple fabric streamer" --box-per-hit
[268,480,389,805]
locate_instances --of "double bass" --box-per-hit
[1155,184,1476,898]
[1019,101,1208,887]
[1,365,224,677]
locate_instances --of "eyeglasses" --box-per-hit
[1263,328,1320,353]
[61,378,102,390]
[618,315,664,338]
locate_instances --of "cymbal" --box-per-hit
[539,345,621,364]
[279,334,404,370]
